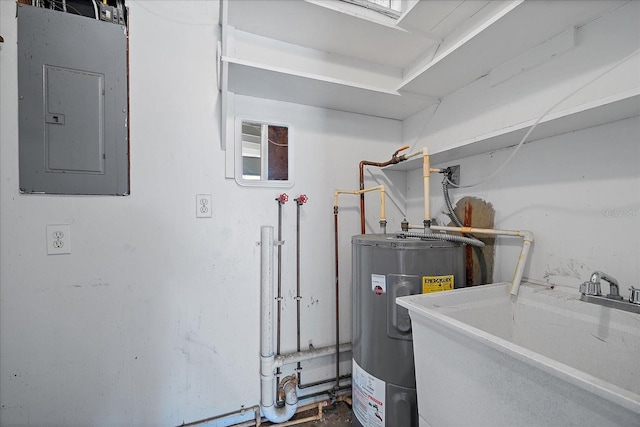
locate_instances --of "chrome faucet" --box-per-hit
[582,271,623,300]
[579,272,640,314]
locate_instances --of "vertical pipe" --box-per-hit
[274,194,288,400]
[423,148,431,230]
[260,226,275,407]
[295,201,302,372]
[464,202,474,287]
[510,232,534,296]
[333,206,340,388]
[277,201,283,355]
[294,195,309,386]
[359,163,366,235]
[261,226,298,423]
[380,187,386,223]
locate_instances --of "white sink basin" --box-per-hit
[397,281,640,427]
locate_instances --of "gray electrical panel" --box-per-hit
[18,4,129,195]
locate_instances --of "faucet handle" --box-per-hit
[580,280,601,296]
[630,287,640,305]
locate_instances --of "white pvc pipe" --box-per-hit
[260,226,298,423]
[510,231,533,297]
[430,225,534,296]
[334,185,386,221]
[423,147,430,226]
[431,225,524,237]
[412,144,535,297]
[274,343,352,369]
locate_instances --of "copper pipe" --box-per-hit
[230,401,332,427]
[296,200,301,363]
[179,405,261,427]
[333,206,340,388]
[275,195,287,400]
[358,146,409,234]
[293,195,308,375]
[270,401,328,427]
[298,373,351,389]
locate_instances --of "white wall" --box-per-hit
[405,116,640,289]
[403,0,640,154]
[401,0,640,290]
[3,1,638,425]
[0,1,402,426]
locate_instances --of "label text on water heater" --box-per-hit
[422,275,454,293]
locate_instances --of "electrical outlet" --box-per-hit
[448,165,461,186]
[196,194,212,218]
[46,224,71,255]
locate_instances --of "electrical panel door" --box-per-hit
[18,4,128,195]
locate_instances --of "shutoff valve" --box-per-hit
[295,194,308,205]
[277,193,289,204]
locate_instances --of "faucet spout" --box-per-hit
[590,271,623,300]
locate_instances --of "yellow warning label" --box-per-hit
[422,275,454,293]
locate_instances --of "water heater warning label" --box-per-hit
[422,275,454,293]
[353,360,385,426]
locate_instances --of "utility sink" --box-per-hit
[397,281,640,427]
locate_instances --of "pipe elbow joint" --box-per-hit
[262,376,298,423]
[280,376,298,405]
[261,401,297,424]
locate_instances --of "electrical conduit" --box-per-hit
[260,226,298,423]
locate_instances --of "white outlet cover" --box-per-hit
[46,224,71,255]
[196,194,212,218]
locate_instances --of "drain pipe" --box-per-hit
[261,226,298,423]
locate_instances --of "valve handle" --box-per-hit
[296,194,309,205]
[277,193,289,204]
[394,145,410,156]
